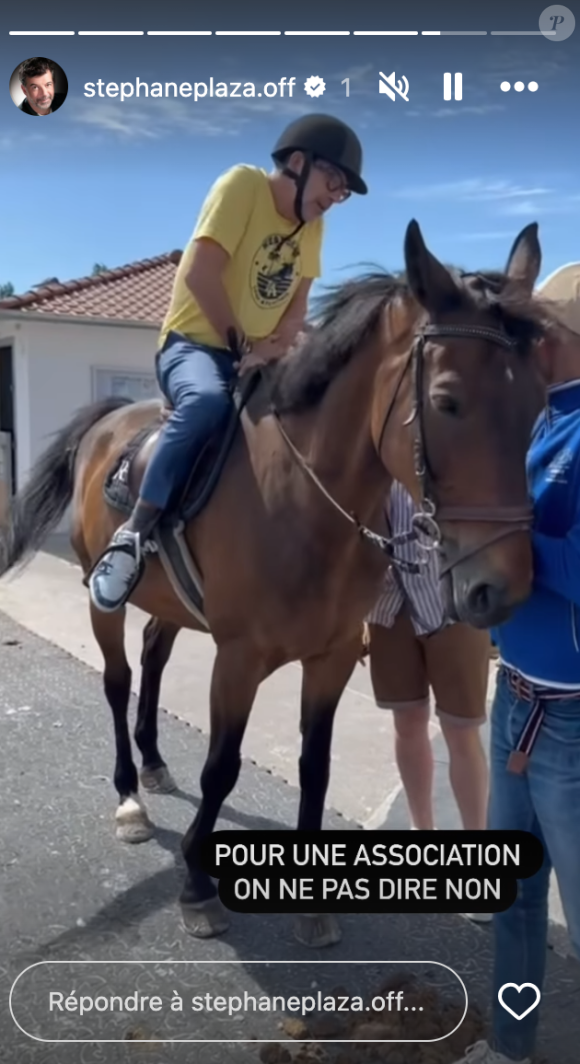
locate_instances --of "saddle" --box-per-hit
[103,370,261,627]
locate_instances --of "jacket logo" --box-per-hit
[546,448,573,483]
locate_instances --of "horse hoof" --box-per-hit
[140,765,177,794]
[181,897,230,939]
[115,794,155,844]
[293,914,342,949]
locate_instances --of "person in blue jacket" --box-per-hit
[454,263,580,1064]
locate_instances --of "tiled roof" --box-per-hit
[0,250,182,324]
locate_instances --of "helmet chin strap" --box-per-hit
[279,151,312,245]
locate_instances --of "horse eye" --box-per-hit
[432,393,462,417]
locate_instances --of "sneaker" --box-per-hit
[453,1040,530,1064]
[464,912,493,923]
[89,526,142,612]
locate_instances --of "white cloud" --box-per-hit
[395,179,553,202]
[499,199,545,217]
[0,130,49,152]
[455,230,524,241]
[430,104,505,119]
[392,177,580,221]
[68,83,316,142]
[69,97,254,140]
[498,197,580,217]
[480,49,571,88]
[335,62,374,82]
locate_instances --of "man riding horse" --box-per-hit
[89,113,367,613]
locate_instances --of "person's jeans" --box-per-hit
[489,668,580,1060]
[139,331,236,510]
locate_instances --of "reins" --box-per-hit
[270,321,533,574]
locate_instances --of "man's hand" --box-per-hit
[236,335,287,376]
[287,329,310,355]
[236,351,268,376]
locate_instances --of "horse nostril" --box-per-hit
[464,578,512,627]
[468,582,491,615]
[466,581,500,624]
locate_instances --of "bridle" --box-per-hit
[376,322,534,573]
[271,320,533,576]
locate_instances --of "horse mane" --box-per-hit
[271,267,548,415]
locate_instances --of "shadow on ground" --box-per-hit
[1,612,578,1064]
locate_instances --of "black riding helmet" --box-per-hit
[272,113,367,227]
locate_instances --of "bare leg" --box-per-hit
[294,637,361,948]
[180,641,263,938]
[392,702,435,830]
[440,719,489,831]
[89,603,154,843]
[135,618,180,793]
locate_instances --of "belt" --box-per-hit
[501,665,580,774]
[159,332,236,359]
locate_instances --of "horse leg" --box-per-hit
[294,637,362,948]
[135,618,180,794]
[180,642,262,938]
[89,603,154,843]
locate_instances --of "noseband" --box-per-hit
[272,321,533,575]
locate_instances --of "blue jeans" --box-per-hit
[490,668,580,1060]
[140,332,236,510]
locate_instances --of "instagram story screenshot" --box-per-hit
[0,0,579,1061]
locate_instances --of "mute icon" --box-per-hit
[443,72,463,101]
[379,71,410,101]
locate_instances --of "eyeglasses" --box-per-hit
[312,159,351,201]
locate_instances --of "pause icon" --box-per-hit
[443,72,462,101]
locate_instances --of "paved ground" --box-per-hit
[0,539,568,950]
[2,611,580,1064]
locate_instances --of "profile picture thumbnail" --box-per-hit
[9,57,68,117]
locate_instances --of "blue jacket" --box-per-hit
[493,380,580,685]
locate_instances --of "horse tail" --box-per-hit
[0,396,133,575]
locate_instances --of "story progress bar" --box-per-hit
[8,28,559,36]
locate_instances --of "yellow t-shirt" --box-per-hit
[159,165,323,348]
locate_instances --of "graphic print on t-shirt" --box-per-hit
[250,233,302,308]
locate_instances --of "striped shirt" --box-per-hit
[366,481,451,636]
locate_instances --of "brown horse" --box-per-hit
[0,221,547,947]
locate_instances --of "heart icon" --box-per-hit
[497,983,541,1021]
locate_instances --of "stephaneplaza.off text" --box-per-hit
[83,78,298,102]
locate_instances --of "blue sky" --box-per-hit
[1,9,578,294]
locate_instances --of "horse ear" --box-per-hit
[404,219,462,315]
[504,223,541,294]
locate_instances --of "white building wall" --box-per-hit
[0,317,31,491]
[0,313,160,534]
[21,316,159,477]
